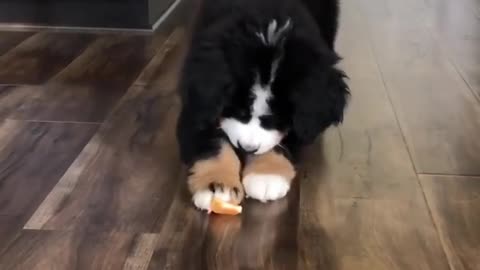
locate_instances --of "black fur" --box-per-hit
[177,0,349,165]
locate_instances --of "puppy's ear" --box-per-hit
[179,42,233,129]
[291,62,349,144]
[177,42,234,164]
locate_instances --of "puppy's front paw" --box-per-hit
[192,184,243,211]
[243,174,290,202]
[188,143,244,211]
[242,150,296,203]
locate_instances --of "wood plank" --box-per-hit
[0,120,98,217]
[297,132,449,269]
[0,83,131,123]
[295,2,450,269]
[0,216,22,255]
[146,180,210,270]
[0,84,118,123]
[134,29,186,90]
[0,85,35,120]
[50,33,167,88]
[311,127,420,200]
[421,175,480,270]
[358,0,480,175]
[4,33,168,123]
[0,32,93,84]
[147,178,300,270]
[320,0,419,200]
[298,187,451,270]
[425,0,480,99]
[0,230,157,270]
[0,31,33,57]
[24,30,186,232]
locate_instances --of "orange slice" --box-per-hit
[209,198,242,215]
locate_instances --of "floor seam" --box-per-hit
[425,26,480,105]
[418,173,480,178]
[5,119,102,125]
[416,174,456,270]
[354,1,455,269]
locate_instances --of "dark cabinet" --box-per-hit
[0,0,177,30]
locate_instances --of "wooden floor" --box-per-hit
[0,0,479,269]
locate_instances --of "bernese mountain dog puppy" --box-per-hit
[177,0,349,210]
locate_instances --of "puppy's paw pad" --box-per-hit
[192,184,242,211]
[243,174,290,202]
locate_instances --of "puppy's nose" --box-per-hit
[239,142,259,153]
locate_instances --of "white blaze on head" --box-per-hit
[256,19,292,46]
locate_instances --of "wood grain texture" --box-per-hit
[147,177,300,270]
[358,0,480,175]
[425,0,480,100]
[4,34,167,123]
[0,120,98,217]
[24,30,185,232]
[298,182,451,270]
[0,85,34,120]
[298,170,450,270]
[50,33,167,88]
[146,179,210,270]
[421,175,480,270]
[0,215,22,255]
[0,31,33,57]
[321,0,420,200]
[0,230,157,270]
[295,2,450,269]
[134,29,186,91]
[0,32,93,84]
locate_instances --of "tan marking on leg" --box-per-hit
[243,151,296,183]
[188,142,243,204]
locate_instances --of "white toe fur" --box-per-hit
[192,188,233,211]
[192,190,213,210]
[243,174,290,202]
